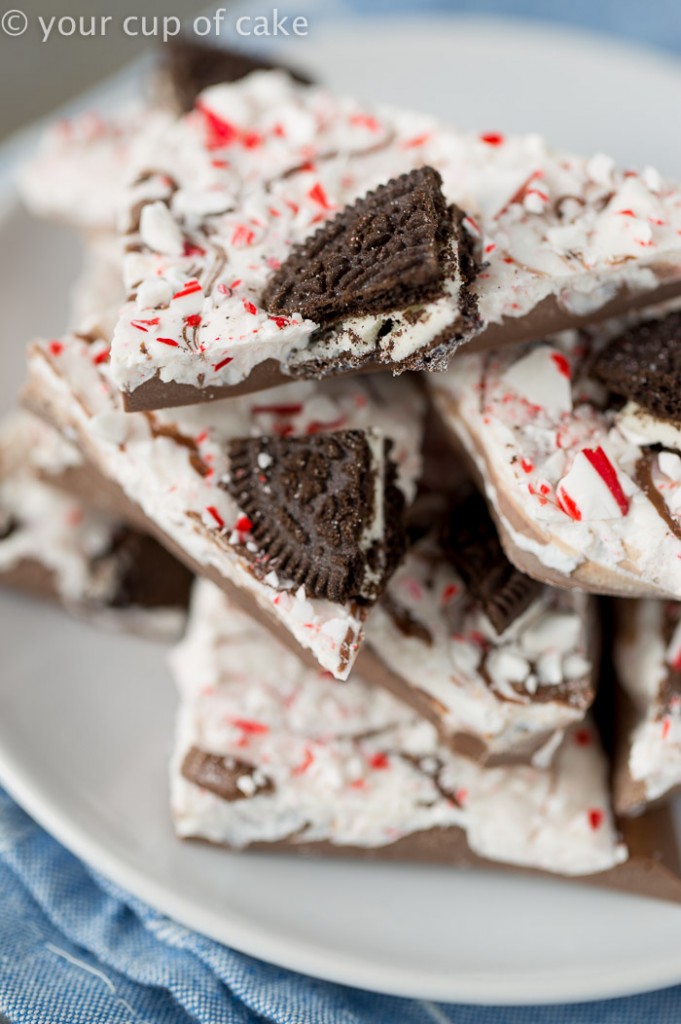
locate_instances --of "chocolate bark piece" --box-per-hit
[24,337,426,680]
[165,38,313,112]
[117,281,681,413]
[181,746,274,801]
[442,491,541,634]
[429,333,681,601]
[225,429,406,603]
[0,413,192,638]
[171,583,681,901]
[594,310,681,423]
[362,518,595,766]
[263,167,459,328]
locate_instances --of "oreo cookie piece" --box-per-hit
[442,492,541,634]
[594,311,681,423]
[225,429,406,604]
[104,528,194,610]
[165,39,314,113]
[181,746,274,801]
[263,166,458,328]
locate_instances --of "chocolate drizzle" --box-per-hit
[145,414,210,478]
[381,593,434,646]
[634,452,681,542]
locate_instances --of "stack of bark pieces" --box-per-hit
[7,40,681,902]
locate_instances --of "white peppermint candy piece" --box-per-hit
[169,278,204,318]
[556,447,630,521]
[521,611,581,658]
[502,345,573,417]
[487,649,529,688]
[658,451,681,482]
[536,650,563,686]
[139,201,184,256]
[586,153,615,188]
[137,277,174,310]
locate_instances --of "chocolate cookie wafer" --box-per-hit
[226,430,406,603]
[594,309,681,449]
[163,38,313,113]
[441,490,542,634]
[263,166,461,328]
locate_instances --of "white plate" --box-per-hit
[2,16,681,1006]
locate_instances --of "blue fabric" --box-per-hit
[4,782,681,1024]
[5,3,681,1020]
[3,786,681,1023]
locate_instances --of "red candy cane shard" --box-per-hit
[205,505,225,529]
[582,447,630,515]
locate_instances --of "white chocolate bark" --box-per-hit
[431,326,681,598]
[23,73,681,399]
[20,106,173,231]
[25,333,424,679]
[366,535,594,763]
[0,413,185,639]
[171,581,626,876]
[615,600,681,814]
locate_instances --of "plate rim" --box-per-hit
[4,735,681,1007]
[4,15,681,1005]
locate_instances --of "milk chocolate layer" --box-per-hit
[181,806,681,905]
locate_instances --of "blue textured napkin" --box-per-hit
[3,785,681,1023]
[4,2,681,1021]
[3,784,681,1023]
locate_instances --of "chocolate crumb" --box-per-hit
[442,492,541,634]
[594,311,681,423]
